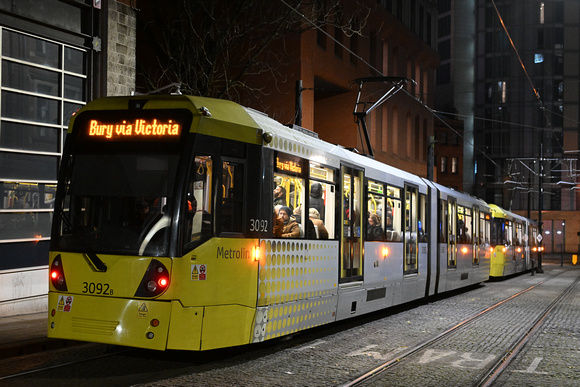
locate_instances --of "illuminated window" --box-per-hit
[309,163,336,240]
[184,156,213,252]
[274,152,307,239]
[499,81,507,103]
[221,160,244,233]
[404,186,418,274]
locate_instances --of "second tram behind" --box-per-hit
[48,95,533,351]
[489,204,538,278]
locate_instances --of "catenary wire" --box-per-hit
[279,0,510,177]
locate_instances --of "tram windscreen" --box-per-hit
[52,108,191,257]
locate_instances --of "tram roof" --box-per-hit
[245,107,427,190]
[430,181,490,210]
[489,203,529,222]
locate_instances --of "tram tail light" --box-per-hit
[461,246,469,254]
[50,254,68,291]
[135,259,170,297]
[253,245,261,261]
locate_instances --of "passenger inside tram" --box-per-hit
[309,208,329,239]
[366,213,384,241]
[273,185,287,207]
[277,206,300,238]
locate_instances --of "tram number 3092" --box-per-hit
[249,219,268,233]
[82,282,113,295]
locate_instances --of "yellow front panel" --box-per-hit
[490,246,506,277]
[173,238,259,308]
[201,305,256,350]
[48,292,172,350]
[166,302,204,350]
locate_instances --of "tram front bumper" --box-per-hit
[48,292,173,351]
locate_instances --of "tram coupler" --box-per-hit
[531,259,535,276]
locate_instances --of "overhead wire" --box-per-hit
[278,0,511,178]
[279,0,577,187]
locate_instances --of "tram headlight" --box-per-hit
[146,280,158,293]
[135,259,170,297]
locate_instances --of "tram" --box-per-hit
[47,95,525,351]
[489,204,536,278]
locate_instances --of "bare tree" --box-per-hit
[137,0,369,101]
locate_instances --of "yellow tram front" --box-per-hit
[489,204,529,278]
[48,95,266,350]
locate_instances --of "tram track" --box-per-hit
[0,343,133,381]
[477,271,580,386]
[3,268,578,386]
[342,268,580,387]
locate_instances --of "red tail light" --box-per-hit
[50,254,68,291]
[135,259,170,297]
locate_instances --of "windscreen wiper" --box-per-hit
[60,210,108,272]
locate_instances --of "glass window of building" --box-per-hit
[1,28,86,244]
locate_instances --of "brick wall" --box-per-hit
[107,0,137,96]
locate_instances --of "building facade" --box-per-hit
[0,0,137,316]
[473,0,580,254]
[172,0,440,177]
[435,0,475,193]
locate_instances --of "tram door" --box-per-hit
[404,186,419,274]
[340,165,364,282]
[473,207,480,265]
[448,198,457,268]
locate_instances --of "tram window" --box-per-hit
[222,160,244,233]
[274,173,306,238]
[309,163,335,239]
[184,156,212,251]
[439,199,448,244]
[386,186,402,242]
[367,180,385,241]
[480,212,490,245]
[404,186,418,274]
[490,218,507,245]
[505,221,513,245]
[419,194,428,242]
[309,181,334,239]
[457,206,472,244]
[515,223,523,245]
